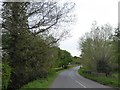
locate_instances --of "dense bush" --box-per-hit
[6,35,54,89]
[2,63,11,90]
[97,60,111,76]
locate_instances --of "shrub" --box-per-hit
[2,63,11,90]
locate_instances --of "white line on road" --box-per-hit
[71,83,79,88]
[75,80,87,88]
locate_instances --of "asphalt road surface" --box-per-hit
[50,66,113,88]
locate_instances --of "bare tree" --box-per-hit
[28,1,75,44]
[2,1,75,45]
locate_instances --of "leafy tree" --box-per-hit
[2,2,30,89]
[79,22,113,74]
[72,56,81,65]
[57,49,72,69]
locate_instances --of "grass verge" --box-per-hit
[20,65,74,89]
[20,71,60,89]
[78,68,119,88]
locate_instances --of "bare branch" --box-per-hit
[33,15,59,35]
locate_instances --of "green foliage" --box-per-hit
[20,65,74,89]
[57,49,73,69]
[2,2,56,89]
[113,27,120,88]
[72,56,81,65]
[97,60,111,75]
[2,63,11,90]
[2,1,74,89]
[79,22,115,74]
[5,34,55,89]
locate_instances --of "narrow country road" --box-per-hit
[50,66,114,88]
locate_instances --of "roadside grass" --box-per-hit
[20,65,74,89]
[78,68,119,88]
[20,72,58,89]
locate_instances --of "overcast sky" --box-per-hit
[59,0,119,57]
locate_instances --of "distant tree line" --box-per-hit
[57,49,73,69]
[1,1,75,89]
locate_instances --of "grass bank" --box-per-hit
[78,68,119,88]
[20,72,58,89]
[20,65,74,89]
